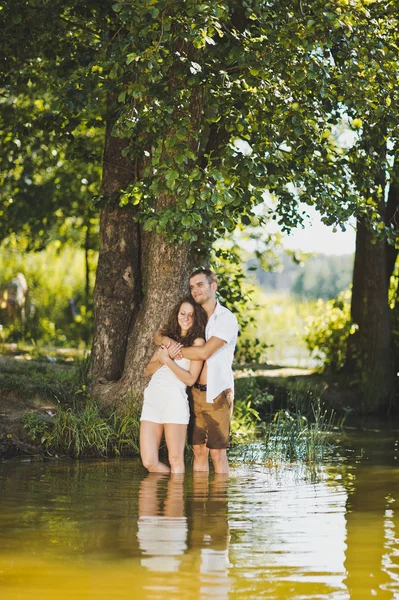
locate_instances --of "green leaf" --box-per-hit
[165,169,179,183]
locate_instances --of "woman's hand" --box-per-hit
[157,346,172,364]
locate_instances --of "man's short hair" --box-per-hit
[190,268,217,285]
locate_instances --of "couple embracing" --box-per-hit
[140,269,238,475]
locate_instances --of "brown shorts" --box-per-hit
[188,387,233,449]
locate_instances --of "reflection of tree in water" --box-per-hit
[0,460,143,559]
[344,464,399,599]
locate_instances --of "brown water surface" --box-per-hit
[1,430,399,599]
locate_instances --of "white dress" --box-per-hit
[140,358,191,425]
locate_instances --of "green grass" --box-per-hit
[0,238,97,347]
[10,355,141,458]
[229,407,341,465]
[0,358,76,402]
[43,399,141,458]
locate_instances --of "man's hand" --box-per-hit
[154,332,183,359]
[167,341,183,359]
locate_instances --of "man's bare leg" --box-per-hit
[193,443,210,472]
[209,448,229,474]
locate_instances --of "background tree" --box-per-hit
[325,3,399,412]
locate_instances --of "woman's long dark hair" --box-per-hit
[160,296,207,347]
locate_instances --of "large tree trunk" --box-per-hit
[344,140,399,413]
[386,162,399,387]
[92,197,194,411]
[90,77,205,410]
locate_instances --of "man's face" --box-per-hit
[189,274,216,305]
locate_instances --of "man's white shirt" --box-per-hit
[205,302,238,403]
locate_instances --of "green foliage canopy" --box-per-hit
[2,0,398,253]
[1,1,104,248]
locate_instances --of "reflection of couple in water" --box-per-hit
[140,268,238,475]
[137,472,230,596]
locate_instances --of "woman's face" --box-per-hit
[178,302,194,334]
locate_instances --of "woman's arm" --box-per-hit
[158,338,205,386]
[154,329,168,346]
[154,329,183,358]
[144,349,164,377]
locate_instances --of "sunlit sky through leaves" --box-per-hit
[283,205,356,256]
[256,190,356,256]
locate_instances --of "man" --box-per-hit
[156,269,238,474]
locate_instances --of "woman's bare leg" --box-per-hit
[163,474,185,516]
[138,473,165,516]
[164,424,187,473]
[140,421,170,473]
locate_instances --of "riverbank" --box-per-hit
[0,345,84,458]
[0,346,357,460]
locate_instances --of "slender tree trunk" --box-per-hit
[90,202,141,382]
[346,216,394,413]
[84,223,90,306]
[385,158,399,287]
[386,161,399,389]
[89,95,140,383]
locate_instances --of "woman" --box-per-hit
[140,296,207,474]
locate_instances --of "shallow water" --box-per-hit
[1,430,399,599]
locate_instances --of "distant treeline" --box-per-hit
[248,253,354,300]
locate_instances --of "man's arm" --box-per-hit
[181,336,226,361]
[158,338,205,385]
